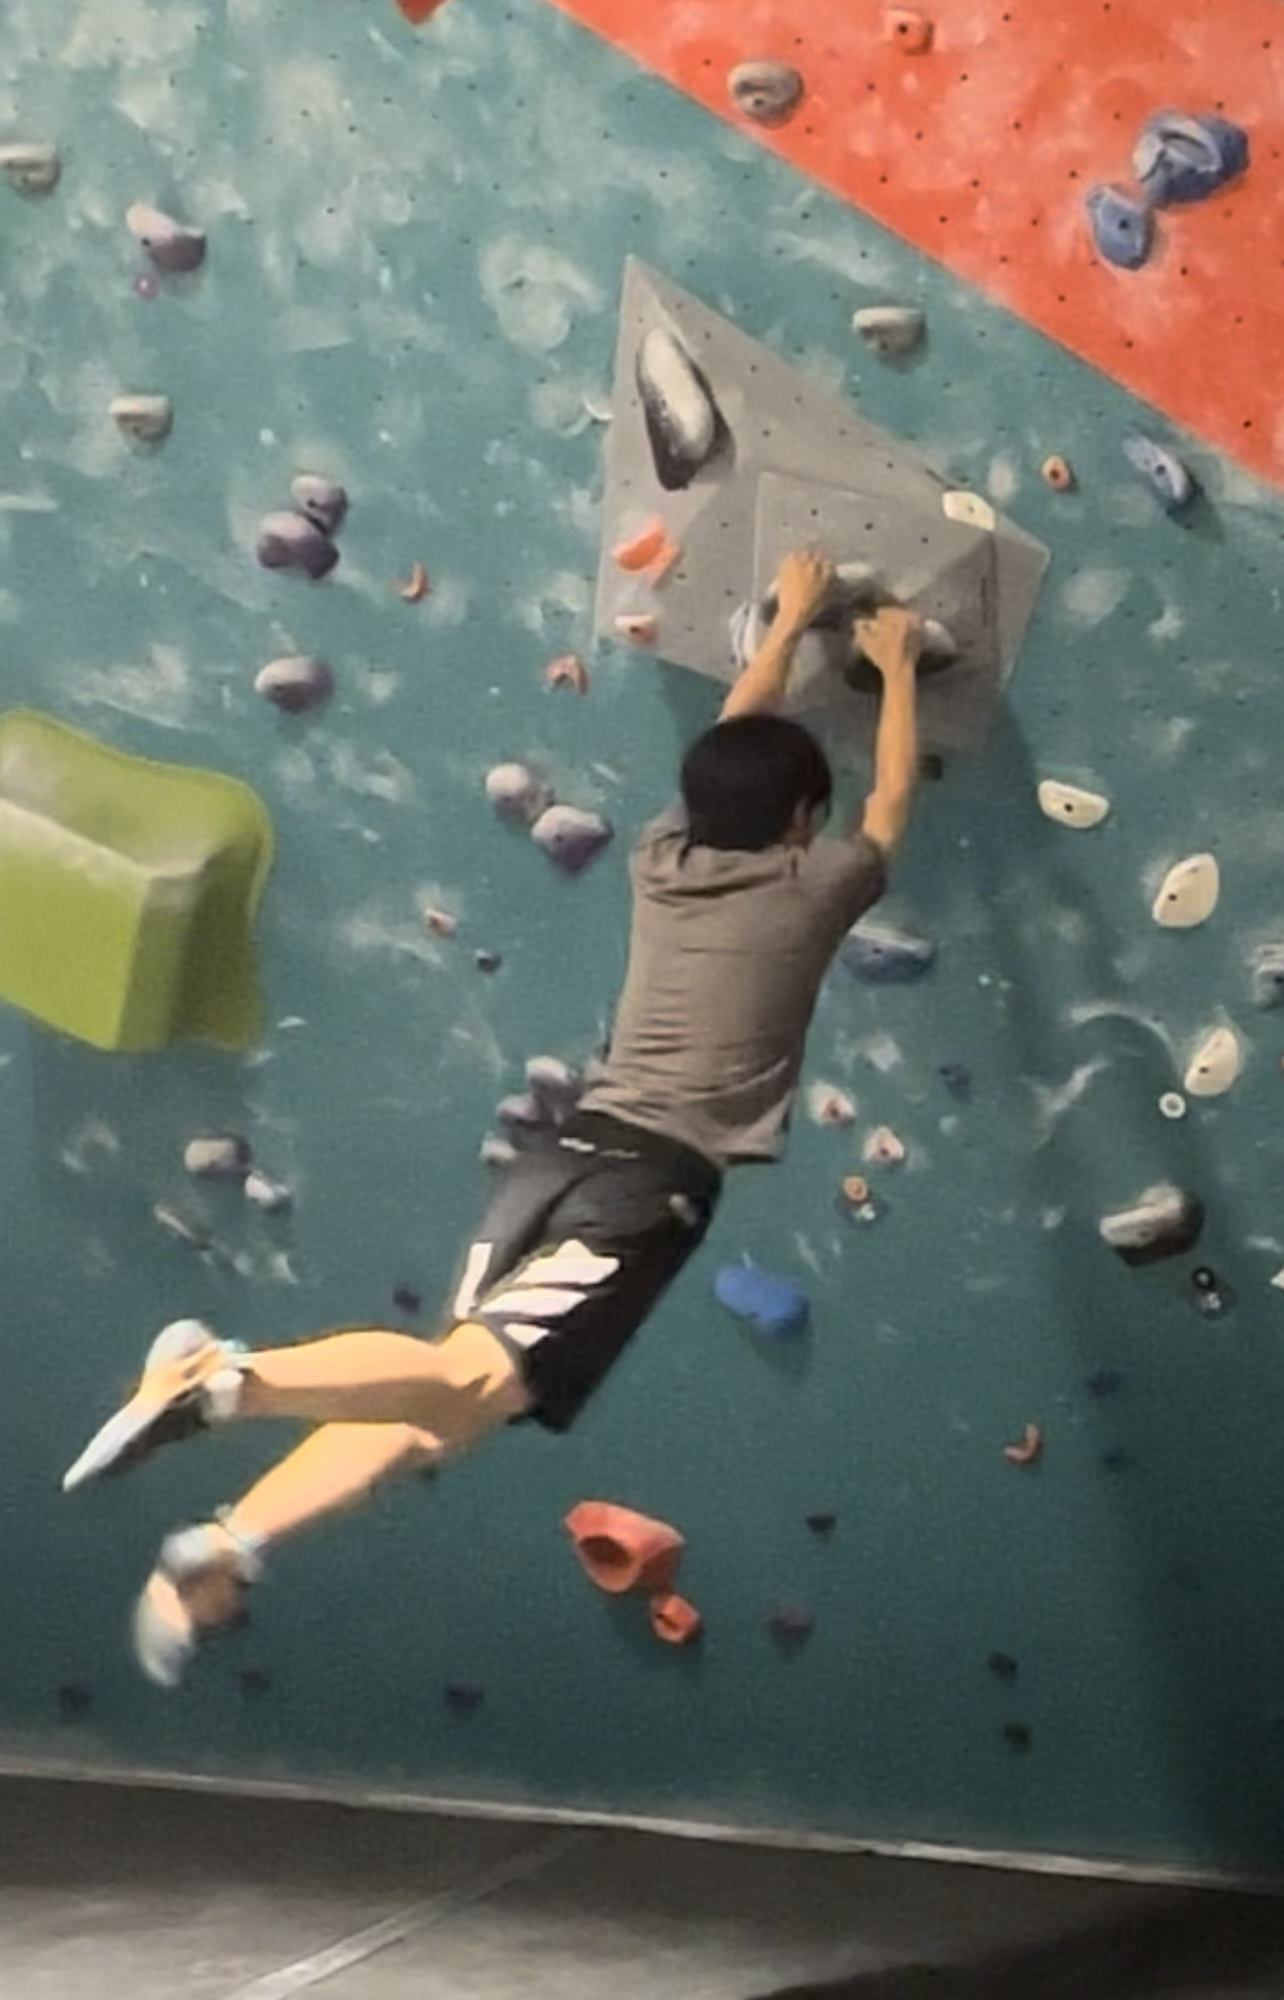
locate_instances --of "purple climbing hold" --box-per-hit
[256,511,339,580]
[392,1284,422,1315]
[1123,433,1196,512]
[1085,184,1155,270]
[126,202,207,275]
[444,1682,485,1713]
[716,1261,810,1339]
[530,805,614,876]
[1134,112,1249,208]
[987,1651,1019,1684]
[767,1605,815,1644]
[805,1510,837,1535]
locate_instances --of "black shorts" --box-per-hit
[450,1111,722,1432]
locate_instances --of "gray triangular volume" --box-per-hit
[595,258,1048,761]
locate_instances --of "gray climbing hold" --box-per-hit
[1250,944,1284,1009]
[1134,112,1249,208]
[530,804,614,875]
[0,143,61,195]
[525,1055,583,1118]
[852,305,925,357]
[290,473,349,537]
[727,61,804,126]
[244,1170,293,1213]
[256,511,339,580]
[479,1133,517,1168]
[183,1134,251,1181]
[109,394,173,445]
[485,762,552,823]
[496,1091,547,1130]
[1124,433,1196,513]
[635,326,730,493]
[125,202,206,274]
[1086,185,1156,270]
[840,921,936,984]
[255,655,334,714]
[1099,1184,1204,1267]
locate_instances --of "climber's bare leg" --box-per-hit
[237,1320,530,1432]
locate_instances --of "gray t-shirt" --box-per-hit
[578,809,886,1168]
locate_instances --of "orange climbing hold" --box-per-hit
[612,519,682,582]
[883,7,933,53]
[394,0,451,22]
[1004,1423,1044,1466]
[650,1593,703,1645]
[544,652,589,694]
[565,1501,685,1595]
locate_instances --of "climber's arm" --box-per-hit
[720,550,834,721]
[853,608,922,857]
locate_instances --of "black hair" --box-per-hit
[679,715,833,852]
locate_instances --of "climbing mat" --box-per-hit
[3,0,1284,1885]
[542,0,1284,493]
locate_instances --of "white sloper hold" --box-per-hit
[942,490,996,532]
[0,143,61,194]
[852,306,925,357]
[109,394,173,444]
[1152,853,1219,928]
[485,762,552,823]
[1183,1025,1242,1098]
[1037,780,1110,830]
[1099,1183,1204,1266]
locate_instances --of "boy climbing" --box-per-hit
[62,551,924,1686]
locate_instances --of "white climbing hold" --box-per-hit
[1037,780,1110,830]
[1152,853,1219,928]
[485,762,551,824]
[0,143,61,195]
[1158,1091,1187,1120]
[1183,1025,1242,1098]
[942,490,996,532]
[244,1170,293,1213]
[852,305,925,357]
[863,1125,907,1166]
[1271,1268,1284,1292]
[125,202,207,274]
[806,1082,857,1127]
[109,394,173,444]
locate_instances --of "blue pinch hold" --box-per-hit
[1123,432,1196,512]
[1085,184,1155,270]
[840,921,936,984]
[1134,112,1249,208]
[715,1260,810,1339]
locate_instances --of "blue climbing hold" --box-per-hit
[840,921,936,984]
[939,1062,971,1100]
[1123,433,1196,512]
[1085,184,1155,270]
[1134,112,1249,208]
[715,1261,810,1339]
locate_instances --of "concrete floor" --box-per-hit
[0,1779,1280,1999]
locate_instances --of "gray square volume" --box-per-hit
[595,258,1049,763]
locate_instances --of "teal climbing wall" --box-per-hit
[5,0,1284,1881]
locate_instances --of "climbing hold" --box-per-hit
[805,1510,837,1534]
[392,1284,421,1314]
[727,61,805,127]
[715,1261,810,1338]
[1085,185,1155,270]
[1183,1025,1242,1098]
[544,653,589,694]
[650,1593,703,1645]
[1003,1721,1033,1753]
[863,1126,906,1167]
[807,1082,856,1127]
[0,143,61,195]
[183,1134,251,1181]
[852,305,925,357]
[238,1667,272,1699]
[254,656,334,715]
[526,1055,583,1121]
[986,1652,1019,1683]
[883,7,934,52]
[942,490,996,532]
[125,203,207,275]
[497,1091,546,1130]
[1041,455,1075,491]
[841,1174,871,1207]
[1249,944,1284,1009]
[1085,1368,1126,1398]
[290,474,349,538]
[423,907,458,938]
[56,1680,93,1718]
[474,948,502,975]
[484,762,551,823]
[615,614,659,648]
[1099,1445,1134,1474]
[1190,1268,1233,1318]
[244,1170,292,1213]
[1037,780,1110,830]
[443,1682,485,1713]
[1134,112,1249,208]
[1158,1091,1187,1120]
[1099,1183,1204,1266]
[939,1062,971,1099]
[109,394,173,445]
[479,1133,516,1168]
[152,1202,212,1251]
[255,512,339,581]
[396,560,431,603]
[1152,853,1219,928]
[612,519,671,572]
[840,920,935,984]
[635,325,729,492]
[530,804,614,875]
[1124,433,1196,513]
[767,1605,814,1644]
[1003,1423,1043,1467]
[564,1501,685,1595]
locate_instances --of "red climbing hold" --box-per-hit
[395,0,451,22]
[650,1593,703,1645]
[565,1501,685,1595]
[884,8,934,52]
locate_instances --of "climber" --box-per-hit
[61,551,924,1687]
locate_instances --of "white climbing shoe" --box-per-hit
[62,1320,248,1492]
[133,1520,264,1689]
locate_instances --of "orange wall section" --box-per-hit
[543,0,1284,490]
